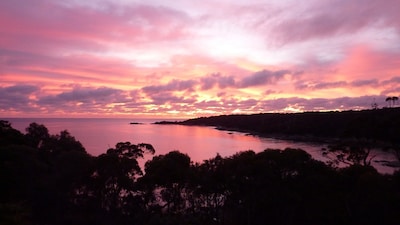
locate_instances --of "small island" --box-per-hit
[129,122,143,125]
[153,120,181,125]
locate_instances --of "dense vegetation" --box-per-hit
[179,108,400,144]
[1,120,400,225]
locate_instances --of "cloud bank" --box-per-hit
[1,0,400,118]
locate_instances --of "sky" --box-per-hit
[1,0,400,118]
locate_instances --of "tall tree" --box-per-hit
[76,141,155,222]
[392,96,399,107]
[25,122,50,148]
[141,151,192,214]
[386,97,393,107]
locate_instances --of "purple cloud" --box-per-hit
[0,85,40,111]
[381,76,400,85]
[2,84,39,94]
[314,81,347,90]
[351,79,379,87]
[264,90,277,95]
[240,69,289,88]
[142,79,197,94]
[38,86,128,105]
[200,73,236,90]
[296,78,381,90]
[148,92,195,105]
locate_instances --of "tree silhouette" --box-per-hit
[386,96,399,107]
[2,120,400,225]
[25,122,50,148]
[392,96,399,107]
[75,141,155,222]
[191,153,228,223]
[41,130,86,153]
[0,120,25,145]
[107,141,155,159]
[386,97,393,107]
[322,140,376,167]
[141,151,192,214]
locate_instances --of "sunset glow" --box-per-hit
[1,0,400,118]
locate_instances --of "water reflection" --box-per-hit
[6,118,397,174]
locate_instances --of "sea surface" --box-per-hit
[4,117,397,174]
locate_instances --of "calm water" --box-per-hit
[4,118,397,173]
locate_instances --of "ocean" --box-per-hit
[4,117,397,173]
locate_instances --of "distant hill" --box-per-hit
[178,108,400,143]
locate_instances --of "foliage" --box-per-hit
[386,96,399,107]
[25,122,50,149]
[0,120,25,146]
[181,108,400,144]
[1,120,400,225]
[322,139,376,166]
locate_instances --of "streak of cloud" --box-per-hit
[1,0,400,118]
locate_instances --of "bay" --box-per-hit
[4,118,397,173]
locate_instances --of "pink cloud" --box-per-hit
[271,0,400,44]
[0,0,191,56]
[0,82,395,118]
[0,51,141,88]
[338,45,400,78]
[1,0,400,118]
[288,43,400,98]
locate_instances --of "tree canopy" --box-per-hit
[1,121,400,225]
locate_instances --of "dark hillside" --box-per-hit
[2,120,400,224]
[181,108,400,143]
